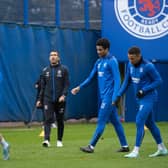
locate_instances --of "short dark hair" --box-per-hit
[128,46,141,55]
[50,51,60,56]
[96,38,110,50]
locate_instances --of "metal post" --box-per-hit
[84,0,90,29]
[55,0,60,26]
[23,0,29,25]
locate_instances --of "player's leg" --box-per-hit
[55,102,65,147]
[0,134,10,160]
[145,109,168,157]
[42,100,54,147]
[80,100,111,153]
[109,106,129,152]
[125,101,152,158]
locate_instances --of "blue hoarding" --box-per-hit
[102,0,168,62]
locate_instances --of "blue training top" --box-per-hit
[118,59,162,101]
[79,53,120,102]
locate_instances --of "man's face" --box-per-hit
[49,51,60,65]
[96,46,108,57]
[128,53,141,65]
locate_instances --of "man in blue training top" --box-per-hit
[113,46,168,158]
[71,38,129,153]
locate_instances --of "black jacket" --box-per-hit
[38,63,70,102]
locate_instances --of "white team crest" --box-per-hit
[46,72,49,77]
[114,0,168,40]
[57,70,62,77]
[140,67,143,72]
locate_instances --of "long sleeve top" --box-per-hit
[79,53,120,102]
[118,59,162,101]
[38,63,70,102]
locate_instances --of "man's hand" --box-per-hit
[58,95,66,102]
[35,83,39,89]
[136,90,144,98]
[71,86,80,95]
[112,96,121,108]
[36,100,42,107]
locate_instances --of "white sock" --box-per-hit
[158,143,167,150]
[122,145,128,148]
[132,146,139,153]
[0,138,8,148]
[89,145,94,149]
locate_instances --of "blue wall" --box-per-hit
[0,24,100,122]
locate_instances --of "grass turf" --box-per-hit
[0,122,168,168]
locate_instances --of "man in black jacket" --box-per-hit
[36,51,70,147]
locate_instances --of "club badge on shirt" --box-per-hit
[57,70,62,77]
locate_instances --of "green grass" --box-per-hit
[0,122,168,168]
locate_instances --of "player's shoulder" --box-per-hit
[108,55,118,63]
[127,61,132,69]
[60,64,69,72]
[60,64,68,69]
[142,59,151,65]
[96,58,101,64]
[143,59,154,68]
[42,66,49,72]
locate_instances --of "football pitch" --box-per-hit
[0,122,168,168]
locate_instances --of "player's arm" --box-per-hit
[71,61,98,95]
[113,63,131,105]
[110,58,121,103]
[141,63,162,94]
[59,66,70,102]
[36,70,46,107]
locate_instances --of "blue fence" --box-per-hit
[0,24,100,122]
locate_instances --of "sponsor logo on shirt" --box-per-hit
[132,77,140,83]
[98,71,104,77]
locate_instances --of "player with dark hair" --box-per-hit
[113,46,168,158]
[0,134,10,160]
[36,51,70,147]
[71,38,129,153]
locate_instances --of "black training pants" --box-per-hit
[43,100,65,141]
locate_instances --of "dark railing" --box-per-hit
[0,0,101,30]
